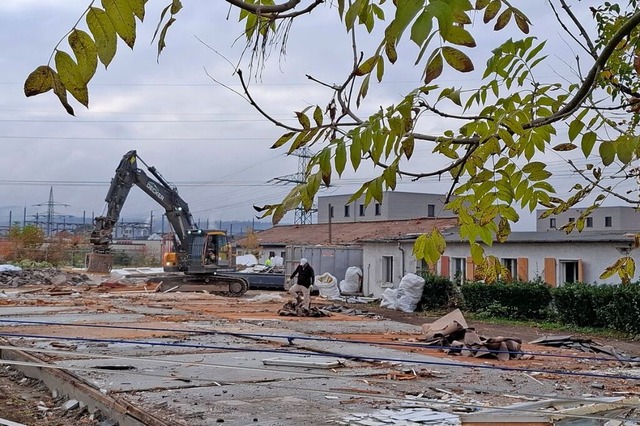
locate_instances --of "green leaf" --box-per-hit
[356,55,379,76]
[568,119,584,142]
[470,242,484,264]
[581,131,597,157]
[52,70,75,115]
[319,148,331,175]
[387,0,423,43]
[271,132,296,149]
[171,0,183,15]
[599,141,615,166]
[313,106,323,126]
[335,141,347,176]
[552,143,577,152]
[156,17,176,59]
[402,135,415,159]
[86,7,117,68]
[385,40,398,64]
[424,51,443,83]
[442,25,476,47]
[617,136,635,164]
[475,0,490,10]
[514,12,529,33]
[483,0,501,23]
[102,0,136,48]
[55,50,89,107]
[295,112,311,129]
[24,65,55,97]
[130,0,146,20]
[410,10,433,46]
[442,47,474,72]
[494,8,512,31]
[68,30,98,84]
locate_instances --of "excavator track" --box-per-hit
[149,273,250,297]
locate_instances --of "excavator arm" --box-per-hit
[90,150,197,256]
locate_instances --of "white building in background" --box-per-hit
[317,192,456,224]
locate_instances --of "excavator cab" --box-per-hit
[163,230,231,273]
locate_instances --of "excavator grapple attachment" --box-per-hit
[86,253,114,273]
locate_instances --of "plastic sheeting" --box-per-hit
[315,272,341,299]
[379,273,425,313]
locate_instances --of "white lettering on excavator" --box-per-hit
[146,182,165,201]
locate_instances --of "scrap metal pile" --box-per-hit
[419,309,526,361]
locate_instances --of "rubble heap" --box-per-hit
[419,309,525,361]
[0,268,92,287]
[530,335,640,363]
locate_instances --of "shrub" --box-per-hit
[416,273,455,311]
[461,280,552,320]
[552,283,640,335]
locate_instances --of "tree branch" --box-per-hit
[528,9,640,128]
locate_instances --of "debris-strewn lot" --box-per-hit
[0,280,639,425]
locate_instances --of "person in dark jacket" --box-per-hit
[288,258,315,309]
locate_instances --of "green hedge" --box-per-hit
[417,273,455,311]
[552,283,640,335]
[461,280,552,320]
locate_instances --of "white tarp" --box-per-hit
[314,272,341,299]
[236,254,258,266]
[0,265,21,272]
[379,273,425,313]
[339,266,362,294]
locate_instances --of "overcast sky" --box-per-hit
[1,1,630,231]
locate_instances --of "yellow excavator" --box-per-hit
[86,150,249,296]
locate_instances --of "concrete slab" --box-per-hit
[55,351,350,392]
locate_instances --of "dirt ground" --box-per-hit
[0,287,639,425]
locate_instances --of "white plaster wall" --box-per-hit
[362,242,420,297]
[362,239,640,295]
[435,240,640,285]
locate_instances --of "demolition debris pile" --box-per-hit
[419,309,526,361]
[0,267,93,287]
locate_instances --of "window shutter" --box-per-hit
[466,256,475,281]
[517,257,529,281]
[578,259,583,282]
[440,256,450,278]
[544,257,556,287]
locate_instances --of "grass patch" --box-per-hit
[462,312,636,340]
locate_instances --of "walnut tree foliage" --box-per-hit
[24,0,640,283]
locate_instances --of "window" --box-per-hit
[568,217,575,223]
[280,251,286,259]
[549,218,556,229]
[427,204,436,218]
[359,204,365,216]
[560,260,579,284]
[269,251,276,258]
[329,205,334,218]
[586,217,593,228]
[452,257,466,285]
[605,216,612,227]
[501,258,517,281]
[383,256,394,283]
[417,259,429,275]
[375,203,381,216]
[344,205,350,217]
